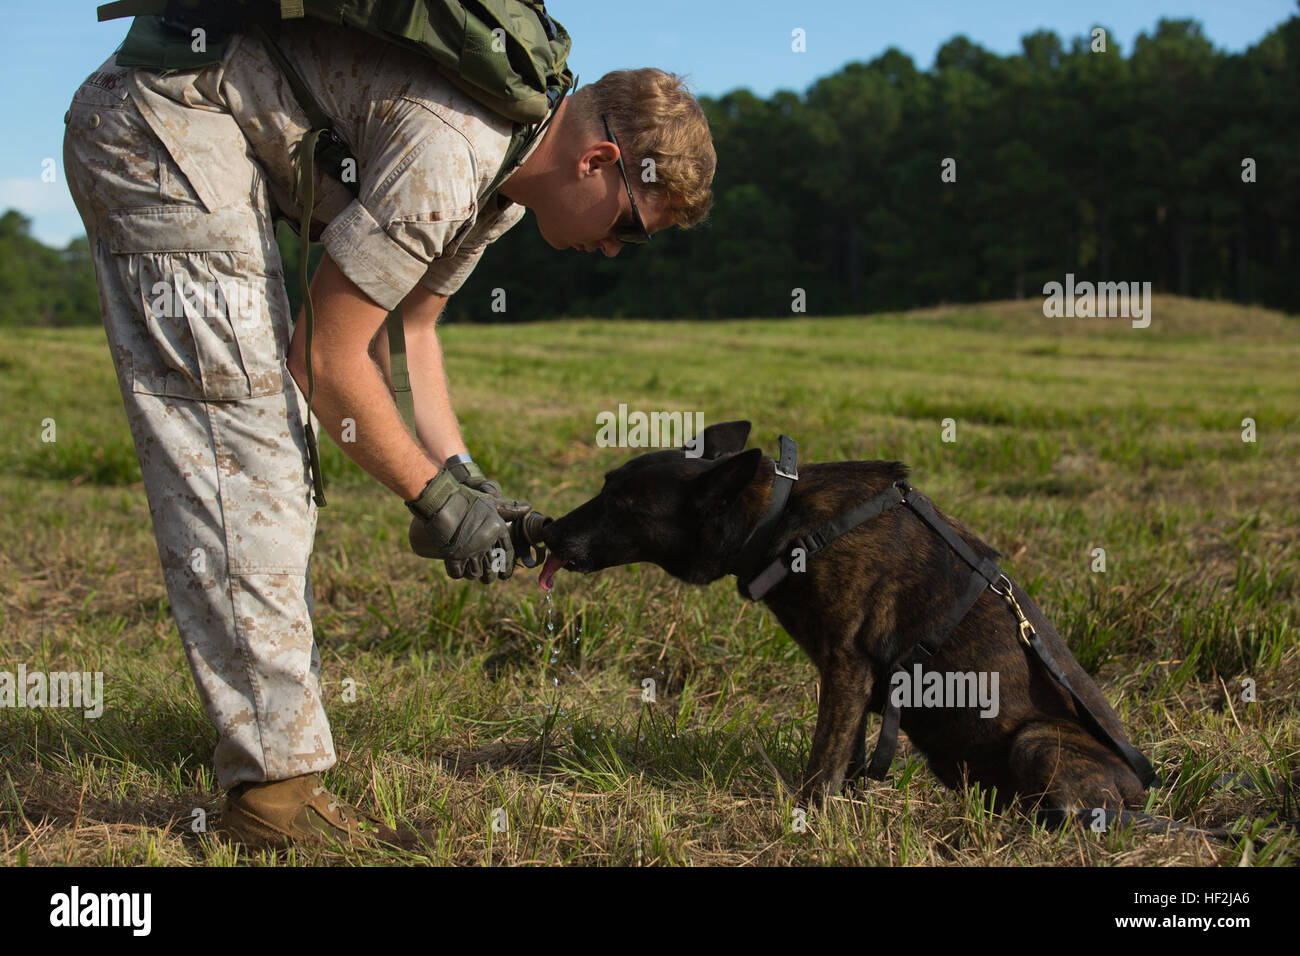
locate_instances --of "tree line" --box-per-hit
[4,14,1297,327]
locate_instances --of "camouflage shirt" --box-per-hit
[128,19,537,309]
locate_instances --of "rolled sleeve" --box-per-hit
[322,104,480,310]
[320,200,436,311]
[419,202,526,296]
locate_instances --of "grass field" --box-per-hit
[2,295,1298,866]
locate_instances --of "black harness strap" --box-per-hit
[884,484,1003,661]
[746,481,906,601]
[729,435,799,594]
[730,443,1158,789]
[898,483,1001,587]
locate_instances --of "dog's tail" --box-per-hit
[1040,807,1241,840]
[1040,772,1300,842]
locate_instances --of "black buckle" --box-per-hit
[315,129,358,197]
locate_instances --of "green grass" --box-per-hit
[1,296,1298,865]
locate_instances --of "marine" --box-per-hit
[63,4,716,849]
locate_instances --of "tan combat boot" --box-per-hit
[218,773,430,852]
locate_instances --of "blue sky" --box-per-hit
[3,0,1294,246]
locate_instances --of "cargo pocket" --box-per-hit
[108,205,291,401]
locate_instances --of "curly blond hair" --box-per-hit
[567,69,716,227]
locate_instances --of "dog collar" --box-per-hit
[729,434,798,599]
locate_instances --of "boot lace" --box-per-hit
[311,784,347,824]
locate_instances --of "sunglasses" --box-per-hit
[601,113,652,244]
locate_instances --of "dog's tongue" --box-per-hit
[538,553,566,591]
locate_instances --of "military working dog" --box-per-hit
[537,421,1151,819]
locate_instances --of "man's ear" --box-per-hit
[692,447,763,513]
[688,420,751,460]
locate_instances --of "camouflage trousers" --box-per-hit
[62,55,336,789]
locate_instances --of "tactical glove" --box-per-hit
[444,455,531,522]
[406,469,513,582]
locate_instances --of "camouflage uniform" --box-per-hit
[63,21,536,789]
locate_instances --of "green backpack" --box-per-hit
[96,0,575,505]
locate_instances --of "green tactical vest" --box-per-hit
[96,0,574,506]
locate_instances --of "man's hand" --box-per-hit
[407,470,514,582]
[444,456,530,522]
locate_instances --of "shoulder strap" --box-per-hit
[385,307,415,430]
[251,22,332,505]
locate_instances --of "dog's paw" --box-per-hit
[796,777,841,809]
[840,771,869,796]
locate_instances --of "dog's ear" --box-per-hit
[692,447,764,512]
[689,420,751,460]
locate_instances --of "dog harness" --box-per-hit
[730,436,1158,787]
